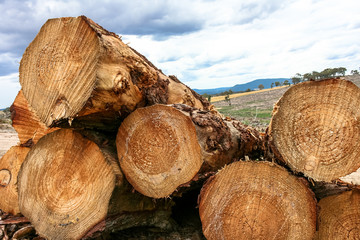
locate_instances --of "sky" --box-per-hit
[0,0,360,108]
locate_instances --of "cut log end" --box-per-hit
[269,79,360,181]
[317,190,360,239]
[17,129,116,240]
[116,104,203,198]
[11,90,58,145]
[0,146,30,215]
[199,161,316,240]
[20,16,100,126]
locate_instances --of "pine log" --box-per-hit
[17,129,172,240]
[198,161,317,240]
[0,146,30,215]
[19,16,208,131]
[268,78,360,182]
[316,189,360,239]
[10,90,58,146]
[116,104,262,198]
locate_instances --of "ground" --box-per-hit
[212,86,288,132]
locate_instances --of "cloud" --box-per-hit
[0,73,20,109]
[0,53,20,75]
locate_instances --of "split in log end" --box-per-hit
[199,161,317,240]
[17,129,116,240]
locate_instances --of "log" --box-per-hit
[199,161,317,240]
[268,78,360,182]
[17,129,172,240]
[10,90,58,146]
[316,189,360,239]
[19,16,208,131]
[0,146,30,215]
[116,104,263,198]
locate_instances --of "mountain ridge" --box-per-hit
[193,78,290,95]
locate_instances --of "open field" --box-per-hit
[212,85,289,132]
[211,85,288,102]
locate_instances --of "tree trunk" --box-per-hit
[116,104,263,198]
[316,189,360,239]
[0,146,30,215]
[19,16,208,131]
[10,90,58,146]
[198,161,317,240]
[17,129,173,240]
[268,78,360,182]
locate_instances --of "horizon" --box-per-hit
[1,0,360,108]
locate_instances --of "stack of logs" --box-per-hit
[1,16,360,239]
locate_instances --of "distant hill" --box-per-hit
[193,78,290,95]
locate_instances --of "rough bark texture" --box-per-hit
[316,190,360,239]
[0,146,30,215]
[17,129,173,239]
[268,78,360,182]
[172,104,263,171]
[116,104,263,198]
[311,181,357,200]
[19,16,208,131]
[199,161,317,240]
[10,90,58,146]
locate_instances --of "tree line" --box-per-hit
[291,67,348,84]
[201,66,358,102]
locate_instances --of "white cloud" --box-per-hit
[123,0,360,89]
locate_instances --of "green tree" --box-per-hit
[274,81,280,87]
[351,69,359,75]
[337,67,347,76]
[303,73,313,81]
[271,83,274,88]
[245,88,252,92]
[258,84,264,90]
[224,94,231,106]
[283,80,290,86]
[291,73,302,84]
[202,93,210,101]
[312,71,320,80]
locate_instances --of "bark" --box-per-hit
[198,161,317,240]
[0,146,30,215]
[268,78,360,182]
[316,189,360,239]
[17,129,173,240]
[116,104,263,198]
[10,90,58,146]
[311,181,356,200]
[19,16,208,131]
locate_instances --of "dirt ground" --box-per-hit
[0,124,19,158]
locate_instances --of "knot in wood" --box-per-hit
[0,169,11,187]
